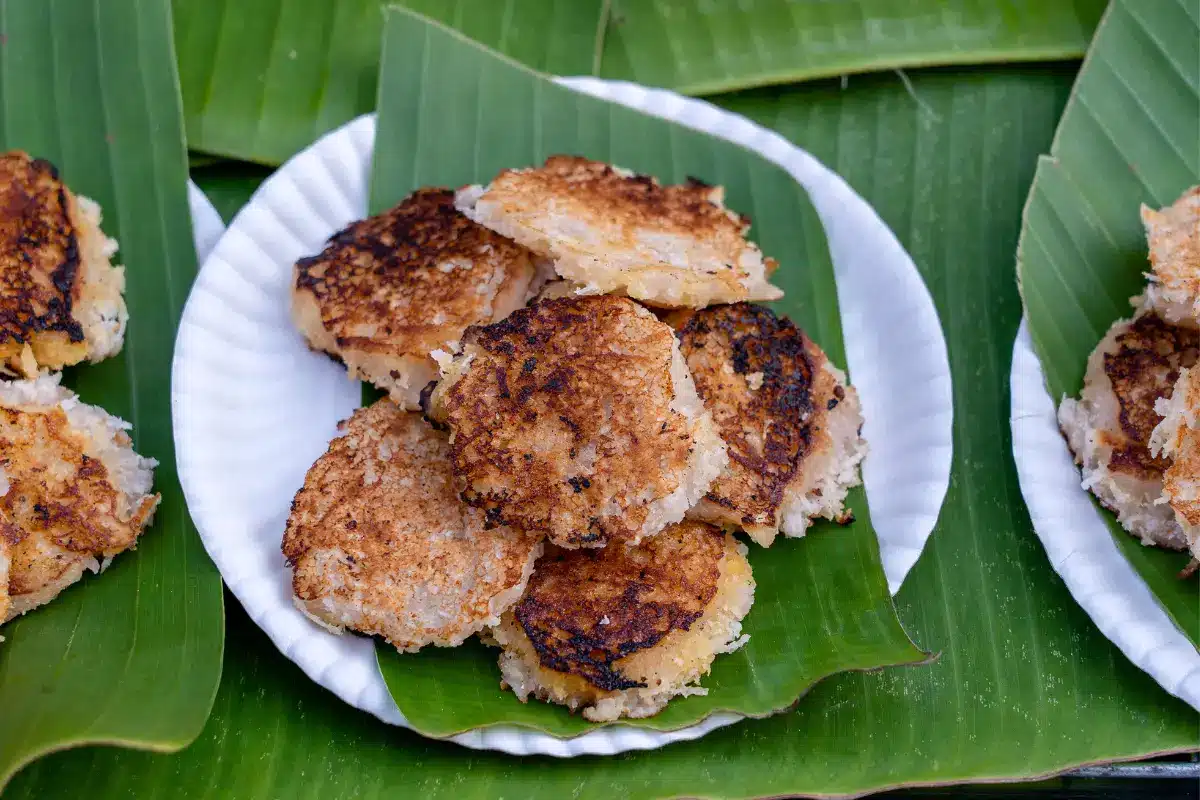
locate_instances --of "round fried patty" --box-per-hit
[282,399,543,651]
[491,520,755,721]
[292,187,547,408]
[426,295,726,549]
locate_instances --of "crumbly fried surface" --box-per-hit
[1141,186,1200,325]
[0,151,125,377]
[293,188,548,408]
[282,400,543,651]
[0,535,10,626]
[1150,367,1200,560]
[491,520,754,721]
[426,295,727,549]
[670,304,865,546]
[457,156,783,309]
[0,375,159,623]
[1059,310,1199,550]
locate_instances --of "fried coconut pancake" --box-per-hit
[0,535,10,626]
[426,295,727,549]
[491,520,754,721]
[0,375,159,624]
[1150,366,1200,561]
[1059,310,1199,550]
[670,304,866,547]
[0,151,125,377]
[1141,186,1200,325]
[282,400,542,652]
[292,188,549,408]
[456,156,783,309]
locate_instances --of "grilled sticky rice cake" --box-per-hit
[425,295,727,549]
[292,188,550,409]
[1150,366,1200,561]
[1059,309,1199,550]
[0,374,159,624]
[282,399,543,652]
[456,156,783,309]
[1141,186,1200,325]
[669,304,866,547]
[0,151,125,378]
[491,519,754,722]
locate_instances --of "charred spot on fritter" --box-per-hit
[673,303,817,523]
[0,152,83,349]
[1103,312,1199,479]
[513,521,724,690]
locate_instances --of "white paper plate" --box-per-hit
[1010,320,1200,711]
[187,182,225,262]
[172,78,953,757]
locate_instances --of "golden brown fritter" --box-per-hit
[1141,186,1200,324]
[0,151,125,377]
[426,295,727,549]
[669,304,865,546]
[1151,366,1200,560]
[515,520,724,690]
[292,188,548,408]
[282,400,543,651]
[1,376,159,623]
[457,156,782,308]
[491,520,755,721]
[1060,310,1200,550]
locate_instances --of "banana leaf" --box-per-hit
[0,0,224,790]
[172,0,610,166]
[8,59,1199,798]
[1016,0,1200,646]
[172,0,1106,169]
[368,7,929,737]
[599,0,1107,95]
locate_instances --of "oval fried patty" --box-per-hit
[282,399,543,652]
[426,295,727,549]
[456,156,783,309]
[491,520,754,721]
[292,188,549,408]
[670,304,865,546]
[1060,310,1199,549]
[0,151,125,377]
[0,535,10,626]
[0,375,159,624]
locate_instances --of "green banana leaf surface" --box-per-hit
[172,0,610,165]
[600,0,1107,95]
[0,0,224,790]
[1017,0,1200,646]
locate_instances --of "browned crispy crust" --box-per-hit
[519,156,752,237]
[1102,313,1199,480]
[1,405,157,601]
[430,295,694,548]
[671,303,829,528]
[294,187,541,359]
[514,520,724,691]
[282,400,541,649]
[0,152,85,367]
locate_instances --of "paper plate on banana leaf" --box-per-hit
[1013,0,1200,711]
[172,9,952,757]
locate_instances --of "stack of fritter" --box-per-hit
[286,157,867,721]
[0,151,158,629]
[1059,185,1200,569]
